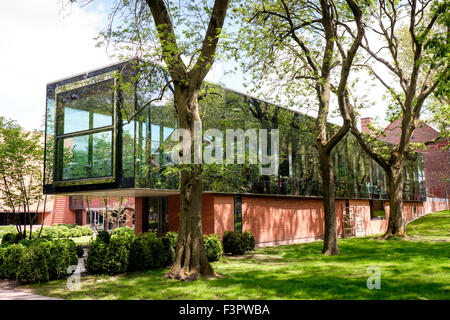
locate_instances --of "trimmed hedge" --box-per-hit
[204,234,223,262]
[0,238,78,284]
[84,240,107,274]
[1,244,26,280]
[96,230,111,244]
[102,237,129,275]
[129,232,164,271]
[222,231,255,255]
[17,246,49,284]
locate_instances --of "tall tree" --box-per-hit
[234,0,364,254]
[341,0,449,238]
[0,117,45,240]
[95,0,231,280]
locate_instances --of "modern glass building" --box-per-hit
[44,61,427,244]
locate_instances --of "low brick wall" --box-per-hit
[166,194,448,248]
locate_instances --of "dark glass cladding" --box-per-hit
[43,61,427,201]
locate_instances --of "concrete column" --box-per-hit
[134,197,149,235]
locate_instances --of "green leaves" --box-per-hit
[0,118,44,214]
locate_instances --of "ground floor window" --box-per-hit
[370,200,386,219]
[234,195,243,233]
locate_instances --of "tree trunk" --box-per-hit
[164,87,217,281]
[318,147,340,255]
[383,159,406,238]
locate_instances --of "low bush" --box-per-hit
[1,244,26,280]
[222,231,247,255]
[17,246,49,284]
[112,226,134,238]
[243,231,256,251]
[161,236,175,266]
[39,227,60,239]
[1,232,20,245]
[79,226,93,236]
[0,247,7,278]
[84,240,107,274]
[204,234,223,262]
[96,230,111,244]
[165,231,178,252]
[102,238,129,275]
[129,234,152,271]
[0,225,17,239]
[69,228,83,238]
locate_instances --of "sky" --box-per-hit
[0,0,390,132]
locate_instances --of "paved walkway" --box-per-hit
[0,280,62,300]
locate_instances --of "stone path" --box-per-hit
[0,280,62,300]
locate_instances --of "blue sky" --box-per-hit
[0,0,390,132]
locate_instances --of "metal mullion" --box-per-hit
[55,125,114,140]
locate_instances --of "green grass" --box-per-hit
[25,210,450,300]
[70,235,95,245]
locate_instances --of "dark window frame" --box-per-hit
[234,194,243,233]
[53,74,118,184]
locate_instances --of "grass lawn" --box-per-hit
[70,235,95,245]
[26,210,450,300]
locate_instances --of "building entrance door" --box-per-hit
[75,210,83,225]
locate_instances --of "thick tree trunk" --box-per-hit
[318,147,340,255]
[383,160,406,238]
[164,87,217,281]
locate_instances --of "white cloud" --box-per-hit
[0,0,115,130]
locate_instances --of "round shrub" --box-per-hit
[129,235,151,271]
[112,226,134,238]
[18,239,33,247]
[2,244,25,280]
[204,234,223,262]
[129,232,164,271]
[58,239,79,266]
[84,240,107,274]
[0,247,7,279]
[2,233,19,244]
[111,228,134,250]
[69,228,83,238]
[161,236,175,266]
[17,246,49,284]
[96,230,111,244]
[222,231,247,255]
[243,231,255,251]
[0,225,17,239]
[79,226,93,236]
[41,240,77,280]
[39,227,60,239]
[165,232,178,252]
[102,238,129,275]
[76,245,84,258]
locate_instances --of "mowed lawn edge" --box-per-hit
[24,210,450,300]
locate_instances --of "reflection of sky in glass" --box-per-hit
[46,99,55,135]
[163,127,173,141]
[151,124,160,141]
[93,112,112,128]
[64,107,89,133]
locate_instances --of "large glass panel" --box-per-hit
[56,131,112,180]
[44,97,55,185]
[56,79,114,135]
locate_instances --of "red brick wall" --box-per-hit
[242,196,325,246]
[213,195,234,238]
[167,194,215,235]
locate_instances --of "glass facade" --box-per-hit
[43,61,427,201]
